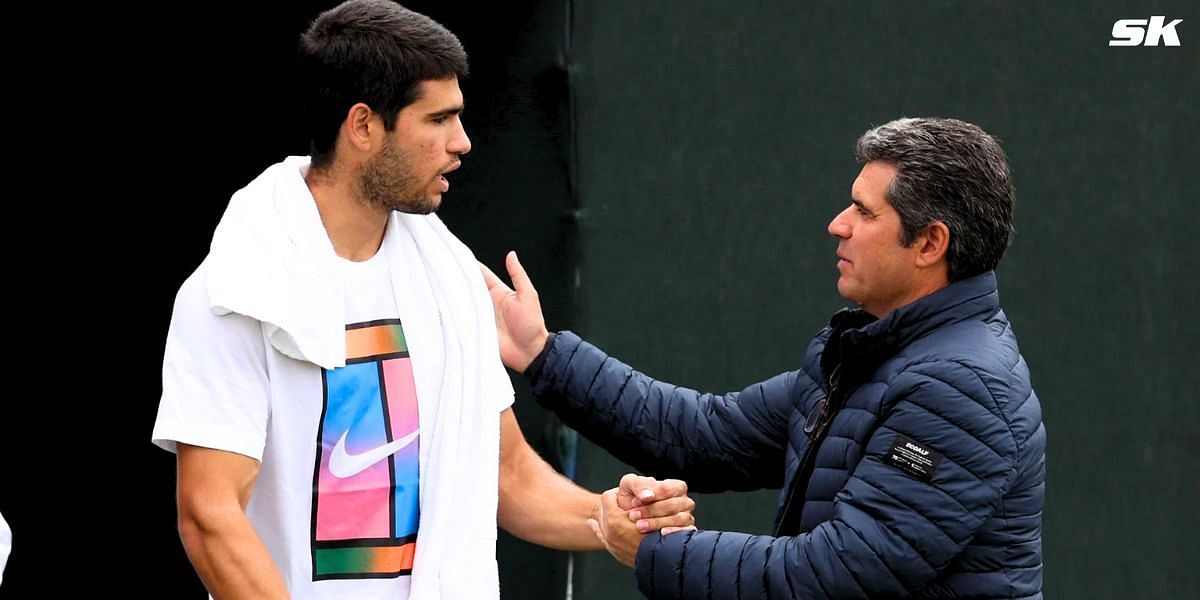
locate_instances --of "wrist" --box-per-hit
[529,330,549,364]
[522,331,556,379]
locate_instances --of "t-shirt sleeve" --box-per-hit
[151,261,270,461]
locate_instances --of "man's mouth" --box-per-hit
[437,162,461,192]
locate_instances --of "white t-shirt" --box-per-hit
[153,223,512,599]
[0,509,10,586]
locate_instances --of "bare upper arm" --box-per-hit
[498,408,528,476]
[499,407,553,497]
[177,443,262,515]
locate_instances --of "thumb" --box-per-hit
[505,251,538,300]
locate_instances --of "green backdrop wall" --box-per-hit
[559,2,1198,598]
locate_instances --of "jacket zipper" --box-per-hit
[774,363,843,536]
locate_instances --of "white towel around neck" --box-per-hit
[206,156,505,599]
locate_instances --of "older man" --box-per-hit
[485,117,1045,598]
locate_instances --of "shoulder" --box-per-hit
[883,313,1034,435]
[898,310,1024,385]
[167,258,265,351]
[171,259,210,311]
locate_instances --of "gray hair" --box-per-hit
[855,117,1015,282]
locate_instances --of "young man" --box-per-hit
[151,2,693,598]
[486,118,1046,598]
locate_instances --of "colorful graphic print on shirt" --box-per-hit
[311,319,420,580]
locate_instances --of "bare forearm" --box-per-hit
[498,447,602,551]
[179,507,289,599]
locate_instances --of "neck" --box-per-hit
[305,163,389,262]
[867,269,950,318]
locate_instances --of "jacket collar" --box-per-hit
[820,271,1001,385]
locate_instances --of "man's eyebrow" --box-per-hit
[428,104,464,118]
[851,198,872,213]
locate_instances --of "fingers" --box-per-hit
[629,494,695,522]
[617,474,690,513]
[619,474,688,505]
[505,251,538,301]
[479,261,510,293]
[599,487,622,513]
[600,488,633,535]
[598,489,625,540]
[648,478,689,501]
[616,473,659,510]
[629,500,695,533]
[596,488,640,567]
[589,491,613,549]
[630,494,695,519]
[615,474,695,533]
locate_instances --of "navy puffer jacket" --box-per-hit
[530,272,1044,598]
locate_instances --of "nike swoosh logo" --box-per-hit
[328,429,419,479]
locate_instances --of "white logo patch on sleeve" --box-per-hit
[884,435,943,483]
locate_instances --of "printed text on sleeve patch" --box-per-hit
[884,435,942,483]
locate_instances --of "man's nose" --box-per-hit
[449,120,471,156]
[828,207,852,238]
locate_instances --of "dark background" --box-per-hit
[5,1,1195,597]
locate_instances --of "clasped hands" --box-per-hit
[588,473,697,567]
[480,253,697,566]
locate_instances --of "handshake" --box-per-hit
[588,473,697,567]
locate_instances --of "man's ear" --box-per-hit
[342,102,377,152]
[914,220,950,268]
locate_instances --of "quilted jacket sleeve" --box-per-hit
[531,331,811,491]
[633,359,1023,598]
